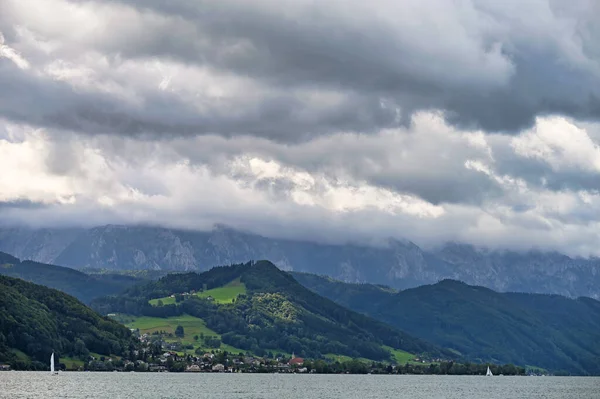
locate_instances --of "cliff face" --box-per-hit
[0,224,598,299]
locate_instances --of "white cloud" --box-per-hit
[0,32,29,69]
[1,0,600,256]
[512,117,600,172]
[2,115,600,256]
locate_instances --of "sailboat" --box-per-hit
[50,352,58,375]
[486,366,493,376]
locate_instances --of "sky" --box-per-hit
[1,0,600,255]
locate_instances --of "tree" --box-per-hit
[157,299,164,307]
[175,325,184,337]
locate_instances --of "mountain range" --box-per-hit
[293,273,600,375]
[1,224,598,298]
[2,249,599,375]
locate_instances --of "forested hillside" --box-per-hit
[93,261,452,362]
[296,274,600,375]
[0,276,136,370]
[0,251,142,303]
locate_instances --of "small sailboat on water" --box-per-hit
[50,352,58,375]
[486,366,493,376]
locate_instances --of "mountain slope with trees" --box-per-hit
[93,261,452,362]
[0,251,142,303]
[0,275,136,370]
[294,273,600,375]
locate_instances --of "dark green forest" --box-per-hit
[294,273,600,375]
[0,275,136,370]
[93,261,452,362]
[0,251,142,303]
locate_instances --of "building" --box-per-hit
[186,364,202,372]
[212,363,225,372]
[148,364,167,372]
[288,357,304,366]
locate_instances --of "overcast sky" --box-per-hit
[1,0,600,255]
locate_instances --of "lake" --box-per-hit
[1,372,599,398]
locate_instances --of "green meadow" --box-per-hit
[10,349,30,361]
[123,314,246,355]
[384,346,415,364]
[148,296,176,306]
[326,346,415,365]
[127,314,216,337]
[60,357,85,370]
[196,279,246,304]
[148,279,247,306]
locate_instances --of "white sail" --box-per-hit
[486,366,493,376]
[50,353,55,374]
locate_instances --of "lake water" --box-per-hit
[1,372,599,398]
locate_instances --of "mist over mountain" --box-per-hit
[1,224,598,299]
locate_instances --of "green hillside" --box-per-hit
[148,279,247,306]
[0,251,142,303]
[291,272,397,313]
[93,261,452,362]
[116,314,247,355]
[0,275,136,370]
[296,274,600,375]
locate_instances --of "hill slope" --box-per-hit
[295,274,600,375]
[0,251,142,303]
[0,275,135,370]
[92,261,452,362]
[1,225,599,299]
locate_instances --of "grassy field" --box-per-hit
[127,315,216,337]
[324,354,374,363]
[10,349,29,361]
[384,346,415,364]
[148,279,247,306]
[148,296,176,306]
[325,347,414,365]
[196,279,246,304]
[124,314,246,355]
[60,357,85,371]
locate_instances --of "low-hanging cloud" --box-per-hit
[2,0,600,255]
[2,114,600,256]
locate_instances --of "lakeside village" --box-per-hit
[78,329,526,375]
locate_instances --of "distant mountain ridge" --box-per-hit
[292,273,600,375]
[0,225,598,298]
[0,251,143,303]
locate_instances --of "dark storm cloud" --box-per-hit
[1,0,599,140]
[101,0,600,133]
[0,200,47,210]
[0,58,400,142]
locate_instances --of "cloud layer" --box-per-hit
[1,0,600,255]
